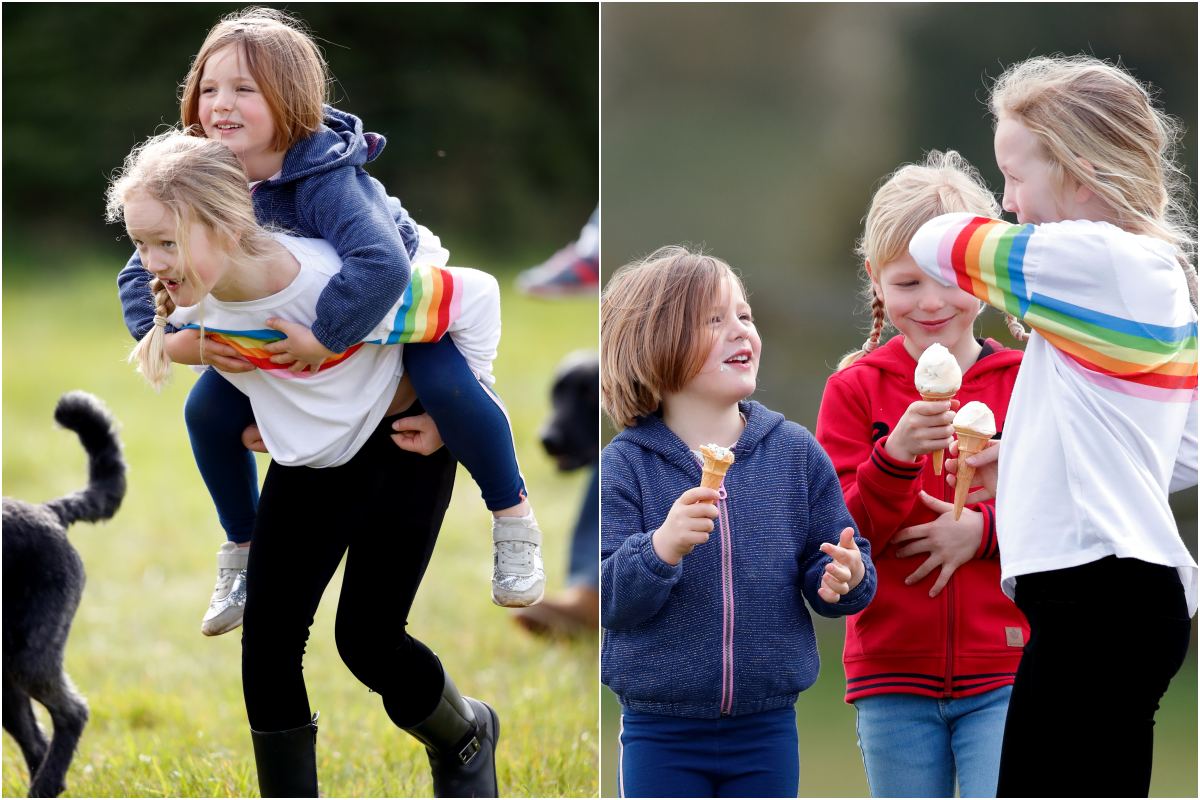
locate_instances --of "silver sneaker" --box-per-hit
[491,515,545,608]
[201,541,249,636]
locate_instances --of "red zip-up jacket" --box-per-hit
[816,336,1030,702]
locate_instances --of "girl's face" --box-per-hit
[679,276,762,407]
[994,115,1080,225]
[124,193,231,307]
[872,253,981,364]
[197,45,281,181]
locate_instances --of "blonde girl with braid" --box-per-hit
[815,151,1027,797]
[909,55,1197,797]
[109,131,504,798]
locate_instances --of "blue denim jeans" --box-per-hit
[854,685,1012,797]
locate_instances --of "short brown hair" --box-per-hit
[180,7,329,152]
[601,246,744,429]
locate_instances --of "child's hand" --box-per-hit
[263,318,339,374]
[164,329,254,372]
[884,398,959,463]
[390,413,445,455]
[945,439,1000,504]
[241,424,268,454]
[893,491,981,597]
[651,487,720,566]
[817,527,866,603]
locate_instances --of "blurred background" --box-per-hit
[601,3,1196,797]
[3,3,597,797]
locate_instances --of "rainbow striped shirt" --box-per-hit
[912,213,1196,401]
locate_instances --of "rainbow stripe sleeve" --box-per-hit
[912,214,1197,394]
[374,264,462,345]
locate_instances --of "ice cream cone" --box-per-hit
[952,427,991,520]
[699,444,735,503]
[920,390,957,475]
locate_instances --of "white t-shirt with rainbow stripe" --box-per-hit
[911,213,1198,616]
[169,227,500,469]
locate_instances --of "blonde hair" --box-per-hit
[840,150,1024,370]
[180,7,329,152]
[601,246,746,430]
[990,55,1197,302]
[105,132,278,389]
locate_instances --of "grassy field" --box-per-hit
[2,262,599,798]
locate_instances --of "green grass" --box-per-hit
[602,614,1198,798]
[2,264,599,798]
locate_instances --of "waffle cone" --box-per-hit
[698,445,734,503]
[952,428,991,520]
[700,467,727,492]
[920,391,957,475]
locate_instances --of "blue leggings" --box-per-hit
[185,337,526,542]
[618,706,799,798]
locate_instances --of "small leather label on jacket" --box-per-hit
[1006,627,1025,647]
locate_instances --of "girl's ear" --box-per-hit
[1071,157,1097,205]
[866,260,884,302]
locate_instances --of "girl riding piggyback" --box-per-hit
[116,8,544,638]
[600,246,877,798]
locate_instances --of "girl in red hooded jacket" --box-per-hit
[815,150,1029,798]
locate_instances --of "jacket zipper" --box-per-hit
[938,471,955,697]
[718,486,735,716]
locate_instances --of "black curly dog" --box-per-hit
[3,392,126,798]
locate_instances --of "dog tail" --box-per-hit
[44,391,127,527]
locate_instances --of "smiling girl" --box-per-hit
[601,246,876,798]
[910,56,1197,797]
[116,8,545,636]
[816,151,1028,797]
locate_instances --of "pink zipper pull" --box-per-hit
[718,485,728,501]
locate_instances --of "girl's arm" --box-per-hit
[798,435,876,618]
[910,213,1196,392]
[117,251,162,340]
[600,446,682,630]
[815,372,925,553]
[296,169,413,355]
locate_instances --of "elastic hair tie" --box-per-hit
[153,316,168,328]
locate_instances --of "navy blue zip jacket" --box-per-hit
[117,105,420,354]
[601,400,877,719]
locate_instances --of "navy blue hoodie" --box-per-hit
[117,106,419,354]
[601,400,877,719]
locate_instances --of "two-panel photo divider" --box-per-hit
[1,3,1197,799]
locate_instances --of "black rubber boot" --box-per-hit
[404,674,500,798]
[250,713,319,798]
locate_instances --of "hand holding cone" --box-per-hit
[698,444,735,503]
[920,390,956,475]
[950,401,997,520]
[914,344,962,476]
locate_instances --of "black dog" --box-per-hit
[539,350,599,472]
[3,392,126,798]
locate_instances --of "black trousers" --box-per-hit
[997,556,1192,798]
[241,402,458,733]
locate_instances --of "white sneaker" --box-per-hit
[201,541,249,636]
[492,514,545,608]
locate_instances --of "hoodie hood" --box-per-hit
[273,105,386,186]
[847,335,1021,393]
[613,399,786,473]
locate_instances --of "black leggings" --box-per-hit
[241,402,457,733]
[997,556,1192,798]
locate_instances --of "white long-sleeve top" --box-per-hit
[910,213,1198,616]
[170,229,500,468]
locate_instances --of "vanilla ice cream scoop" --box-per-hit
[953,401,996,436]
[914,343,962,396]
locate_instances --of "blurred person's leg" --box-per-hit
[516,206,599,297]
